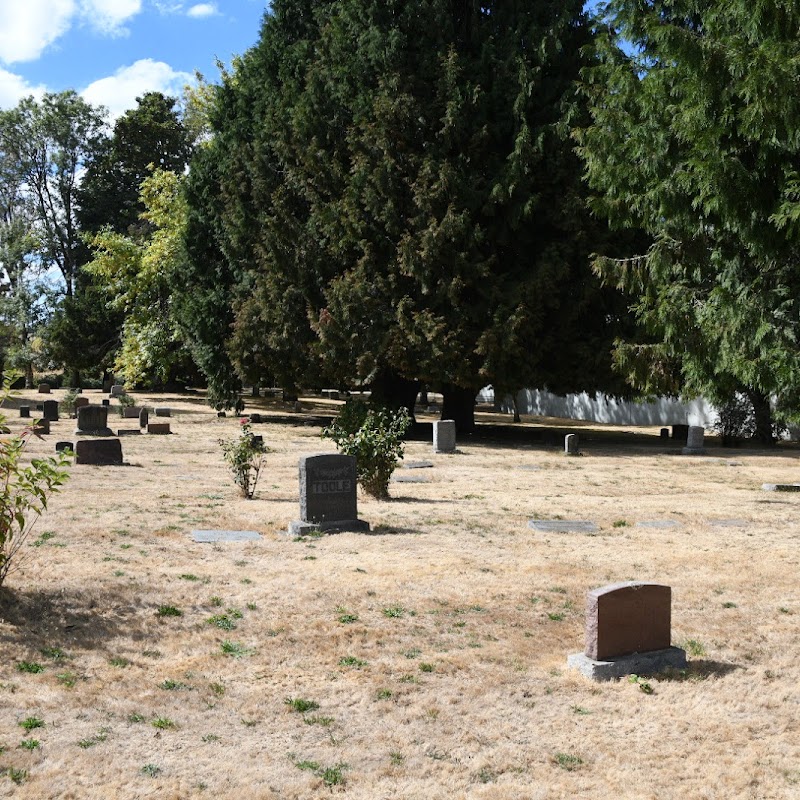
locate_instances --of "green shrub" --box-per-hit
[116,392,136,417]
[322,400,411,499]
[218,418,269,499]
[61,388,80,418]
[0,377,71,588]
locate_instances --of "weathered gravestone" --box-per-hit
[671,424,689,442]
[288,454,369,535]
[42,399,59,422]
[147,423,171,435]
[33,420,50,435]
[660,427,670,439]
[110,384,125,397]
[433,420,457,454]
[75,405,113,436]
[139,408,149,428]
[122,407,141,419]
[117,428,141,436]
[19,406,30,418]
[38,383,51,394]
[154,407,171,417]
[74,397,89,411]
[682,425,706,455]
[762,483,800,492]
[564,433,580,456]
[55,441,72,453]
[75,439,123,465]
[567,582,687,680]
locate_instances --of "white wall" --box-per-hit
[480,387,717,427]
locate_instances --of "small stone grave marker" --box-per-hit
[636,520,681,529]
[762,483,800,492]
[55,441,72,453]
[288,453,369,535]
[391,474,430,483]
[122,407,141,419]
[708,518,746,528]
[42,399,59,422]
[191,530,263,543]
[147,423,171,435]
[403,461,434,469]
[37,383,51,394]
[518,465,541,471]
[528,520,598,533]
[110,384,125,397]
[249,413,262,423]
[659,427,670,439]
[139,408,149,428]
[75,439,123,465]
[33,420,50,435]
[75,405,113,436]
[117,429,141,436]
[564,433,580,456]
[154,407,171,417]
[433,420,457,454]
[19,406,30,418]
[102,399,110,407]
[74,397,89,410]
[567,581,687,680]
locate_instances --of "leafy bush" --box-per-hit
[61,388,80,418]
[713,393,787,446]
[218,418,268,499]
[116,392,136,417]
[0,378,71,588]
[322,400,411,499]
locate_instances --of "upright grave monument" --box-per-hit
[75,405,114,437]
[567,581,687,680]
[433,420,457,454]
[42,399,59,422]
[564,433,580,456]
[288,454,369,535]
[682,425,706,455]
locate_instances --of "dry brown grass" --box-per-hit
[1,388,799,799]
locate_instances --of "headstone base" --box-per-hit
[288,519,370,536]
[75,427,114,437]
[567,646,687,681]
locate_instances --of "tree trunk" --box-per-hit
[251,385,260,397]
[69,369,80,389]
[370,368,420,420]
[441,384,478,433]
[512,393,521,424]
[747,389,774,446]
[25,363,34,389]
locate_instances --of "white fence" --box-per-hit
[479,387,717,427]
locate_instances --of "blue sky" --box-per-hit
[0,1,268,118]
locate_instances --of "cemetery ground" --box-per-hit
[0,389,798,800]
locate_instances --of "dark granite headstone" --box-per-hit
[660,427,670,439]
[55,441,72,453]
[102,399,110,407]
[672,424,689,442]
[154,407,171,417]
[147,423,171,435]
[122,407,141,419]
[74,397,89,410]
[34,420,50,435]
[75,405,113,436]
[139,408,149,428]
[37,383,51,394]
[564,433,580,456]
[19,406,30,418]
[42,399,59,422]
[75,439,123,465]
[288,453,369,534]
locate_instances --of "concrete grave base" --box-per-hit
[117,429,141,436]
[75,426,114,436]
[75,439,123,465]
[288,519,370,536]
[567,647,687,681]
[403,461,434,469]
[191,530,263,543]
[528,520,599,533]
[763,483,800,492]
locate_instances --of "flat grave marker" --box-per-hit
[191,530,263,543]
[762,483,800,492]
[528,520,598,533]
[636,520,682,529]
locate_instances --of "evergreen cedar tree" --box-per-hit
[579,1,800,443]
[180,0,636,426]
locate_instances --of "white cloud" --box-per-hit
[0,0,76,64]
[81,58,193,120]
[80,0,142,35]
[0,68,45,108]
[187,3,218,18]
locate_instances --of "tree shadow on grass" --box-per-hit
[364,525,421,537]
[0,585,149,655]
[659,659,743,681]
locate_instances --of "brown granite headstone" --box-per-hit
[75,439,123,465]
[585,582,672,660]
[74,397,89,410]
[147,422,171,435]
[38,383,51,394]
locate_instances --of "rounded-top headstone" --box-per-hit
[55,441,73,453]
[139,408,149,428]
[660,427,670,439]
[565,433,580,456]
[74,397,90,410]
[38,383,51,394]
[110,384,125,397]
[42,399,59,422]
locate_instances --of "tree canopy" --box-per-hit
[180,0,633,423]
[579,0,800,441]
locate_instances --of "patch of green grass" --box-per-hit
[159,679,189,691]
[140,764,161,777]
[207,614,237,631]
[404,648,421,659]
[56,671,77,688]
[151,717,176,730]
[337,608,359,624]
[19,717,44,731]
[628,674,654,694]
[209,682,225,697]
[382,605,406,618]
[209,596,223,607]
[18,738,39,750]
[548,586,568,594]
[40,646,67,661]
[157,605,182,617]
[294,759,320,773]
[220,640,252,658]
[376,688,393,700]
[321,764,347,787]
[683,639,706,657]
[31,531,56,547]
[128,713,146,723]
[304,715,334,727]
[722,601,738,609]
[109,657,131,668]
[246,602,257,611]
[552,752,583,771]
[419,662,434,673]
[2,767,28,785]
[179,573,200,581]
[285,697,319,713]
[202,734,220,743]
[390,751,404,765]
[612,519,628,528]
[16,661,44,674]
[547,612,565,621]
[571,705,590,715]
[338,656,367,668]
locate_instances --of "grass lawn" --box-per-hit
[0,388,798,799]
